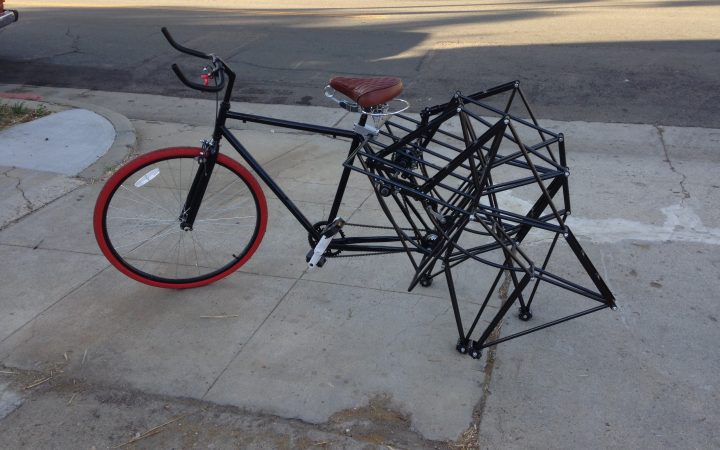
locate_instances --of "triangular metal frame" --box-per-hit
[344,81,616,358]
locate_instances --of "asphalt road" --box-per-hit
[1,1,719,128]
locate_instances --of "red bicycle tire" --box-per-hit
[94,147,267,289]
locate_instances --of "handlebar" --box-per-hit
[161,27,210,59]
[162,27,227,93]
[170,63,225,93]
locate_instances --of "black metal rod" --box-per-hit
[514,177,565,243]
[357,155,423,271]
[221,126,318,237]
[459,106,559,148]
[465,266,505,338]
[507,122,565,225]
[479,304,610,348]
[474,206,566,234]
[560,138,571,214]
[467,80,519,100]
[421,119,507,194]
[563,229,617,306]
[376,103,459,159]
[475,274,532,346]
[507,256,528,310]
[516,86,557,164]
[327,115,367,221]
[226,111,356,139]
[333,235,407,244]
[523,143,564,171]
[445,259,466,340]
[525,231,561,310]
[330,244,411,253]
[345,165,478,216]
[460,94,560,137]
[480,171,566,197]
[532,269,606,302]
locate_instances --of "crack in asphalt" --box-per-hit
[65,27,81,54]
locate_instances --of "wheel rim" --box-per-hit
[99,151,263,285]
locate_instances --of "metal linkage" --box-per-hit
[343,81,616,357]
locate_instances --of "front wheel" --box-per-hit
[94,147,267,288]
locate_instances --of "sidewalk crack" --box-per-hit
[200,277,300,400]
[472,273,511,435]
[2,168,33,212]
[656,125,690,204]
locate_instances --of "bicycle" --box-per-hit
[94,28,616,358]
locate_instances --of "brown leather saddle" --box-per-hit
[329,76,403,109]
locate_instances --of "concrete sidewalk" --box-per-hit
[0,92,134,228]
[0,85,718,448]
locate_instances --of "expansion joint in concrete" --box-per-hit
[655,125,690,203]
[466,271,512,446]
[200,277,301,400]
[0,263,112,349]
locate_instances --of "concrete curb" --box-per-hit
[42,98,136,180]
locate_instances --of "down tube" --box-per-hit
[221,126,319,238]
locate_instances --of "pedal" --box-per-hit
[307,217,345,268]
[306,237,330,268]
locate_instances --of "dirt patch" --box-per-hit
[329,394,410,429]
[328,394,446,448]
[0,102,51,131]
[0,368,451,449]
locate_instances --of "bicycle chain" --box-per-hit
[344,222,416,232]
[327,222,418,258]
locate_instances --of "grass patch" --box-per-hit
[0,102,51,131]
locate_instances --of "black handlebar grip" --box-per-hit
[163,27,227,93]
[171,63,225,93]
[162,27,210,60]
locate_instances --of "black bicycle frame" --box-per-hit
[180,63,414,255]
[222,112,354,238]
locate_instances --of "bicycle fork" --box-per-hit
[179,140,218,230]
[180,91,235,230]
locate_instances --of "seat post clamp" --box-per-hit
[354,123,380,140]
